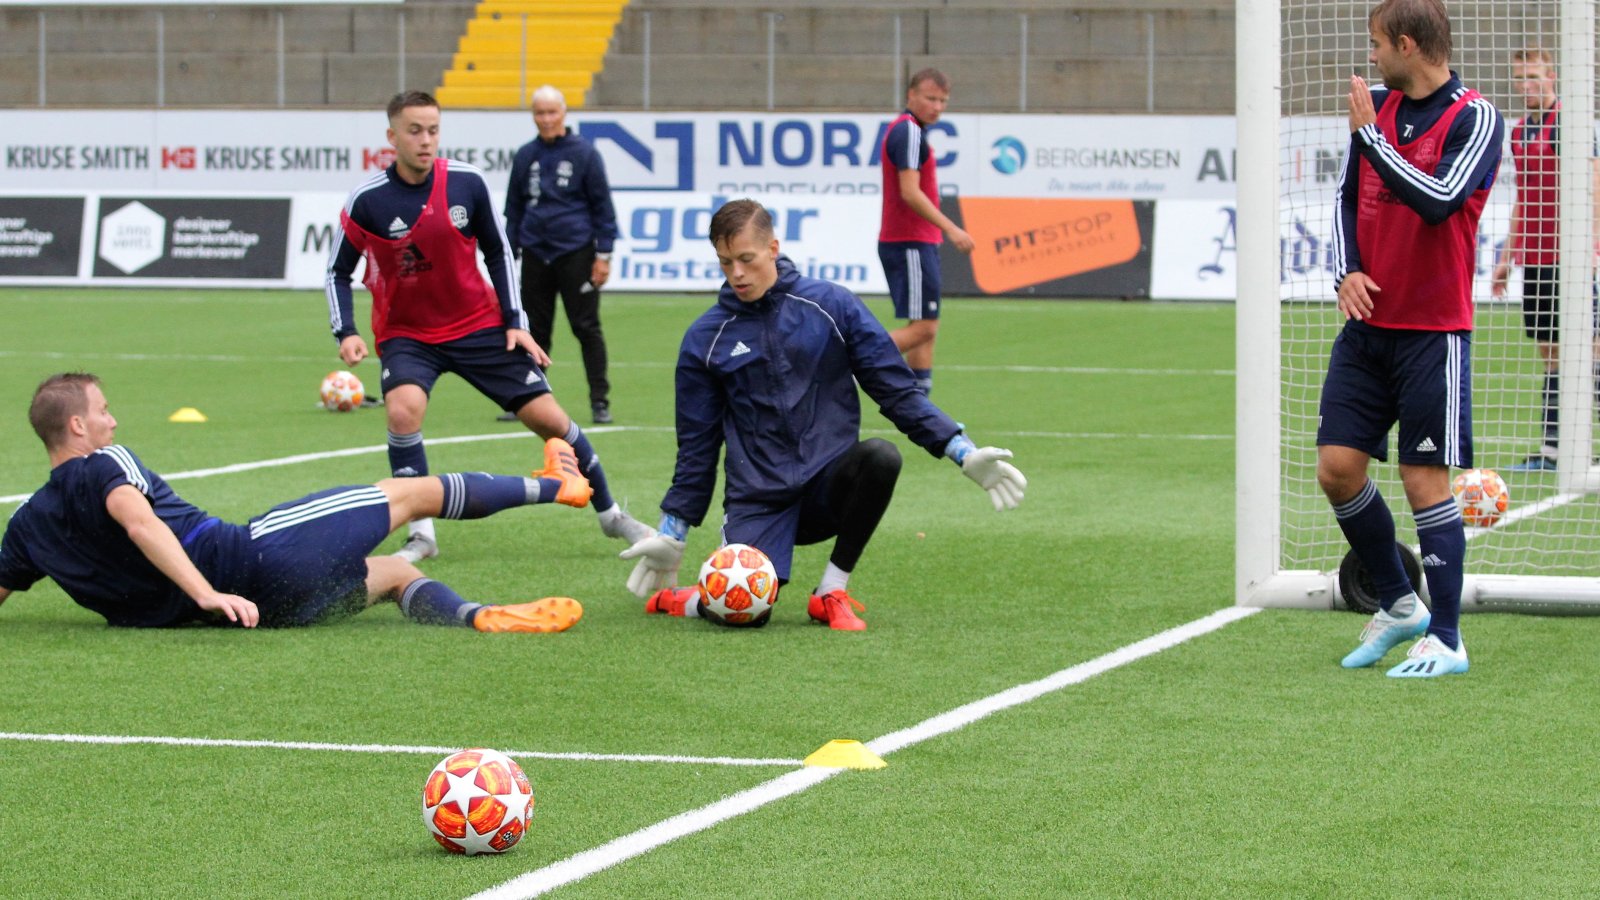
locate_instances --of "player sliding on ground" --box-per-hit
[0,373,591,632]
[618,198,1027,631]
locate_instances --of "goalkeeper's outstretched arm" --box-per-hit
[944,433,1027,511]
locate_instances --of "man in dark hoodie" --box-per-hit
[504,85,620,425]
[617,198,1027,631]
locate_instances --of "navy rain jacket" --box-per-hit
[661,257,961,526]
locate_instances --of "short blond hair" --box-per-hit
[1512,47,1554,67]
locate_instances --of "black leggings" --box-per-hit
[814,438,902,572]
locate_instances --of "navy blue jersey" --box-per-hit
[661,258,960,527]
[504,129,618,263]
[1335,75,1503,289]
[326,160,520,343]
[0,446,210,626]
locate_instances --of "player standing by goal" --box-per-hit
[1320,0,1502,677]
[325,91,650,564]
[1489,48,1600,471]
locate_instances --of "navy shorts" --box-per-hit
[378,327,552,412]
[1316,320,1472,467]
[1520,265,1599,343]
[718,452,851,583]
[193,485,393,627]
[878,241,942,321]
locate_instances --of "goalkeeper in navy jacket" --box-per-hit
[618,198,1027,631]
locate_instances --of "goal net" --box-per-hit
[1236,0,1600,612]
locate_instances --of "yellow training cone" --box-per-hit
[167,407,208,423]
[802,739,886,770]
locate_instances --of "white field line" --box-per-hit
[469,605,1263,900]
[0,428,653,505]
[0,732,800,767]
[0,425,1228,506]
[941,364,1235,376]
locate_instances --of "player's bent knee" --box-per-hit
[859,438,903,480]
[365,555,424,600]
[384,385,429,432]
[375,477,440,529]
[1316,464,1364,504]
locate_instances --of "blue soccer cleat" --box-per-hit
[1507,453,1557,472]
[1341,601,1431,668]
[1387,633,1470,678]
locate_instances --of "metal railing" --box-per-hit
[2,4,1233,112]
[614,9,1209,111]
[5,4,452,108]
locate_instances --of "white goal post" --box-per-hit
[1236,0,1600,613]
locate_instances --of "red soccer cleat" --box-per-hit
[645,587,699,616]
[807,589,866,631]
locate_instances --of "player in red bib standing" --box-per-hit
[878,68,975,396]
[326,92,650,564]
[1489,48,1600,471]
[1321,0,1502,677]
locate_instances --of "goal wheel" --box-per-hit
[1336,542,1424,614]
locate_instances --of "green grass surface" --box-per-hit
[1,289,1596,898]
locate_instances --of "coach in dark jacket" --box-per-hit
[618,198,1027,631]
[504,85,620,424]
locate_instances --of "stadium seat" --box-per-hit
[435,0,624,109]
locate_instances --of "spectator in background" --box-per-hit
[503,85,620,425]
[325,91,650,564]
[1489,48,1600,471]
[878,67,975,396]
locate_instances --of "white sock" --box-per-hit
[1387,592,1418,618]
[408,517,436,542]
[683,592,702,617]
[816,562,849,597]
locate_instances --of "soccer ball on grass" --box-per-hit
[1452,468,1509,527]
[421,748,534,855]
[697,543,779,627]
[319,370,364,412]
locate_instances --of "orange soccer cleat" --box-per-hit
[644,587,700,616]
[473,597,583,633]
[806,589,866,631]
[533,438,593,508]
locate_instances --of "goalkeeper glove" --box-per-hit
[960,446,1027,511]
[619,513,689,598]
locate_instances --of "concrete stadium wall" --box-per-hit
[0,2,473,107]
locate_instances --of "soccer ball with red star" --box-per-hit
[697,543,779,627]
[319,370,365,412]
[421,748,535,855]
